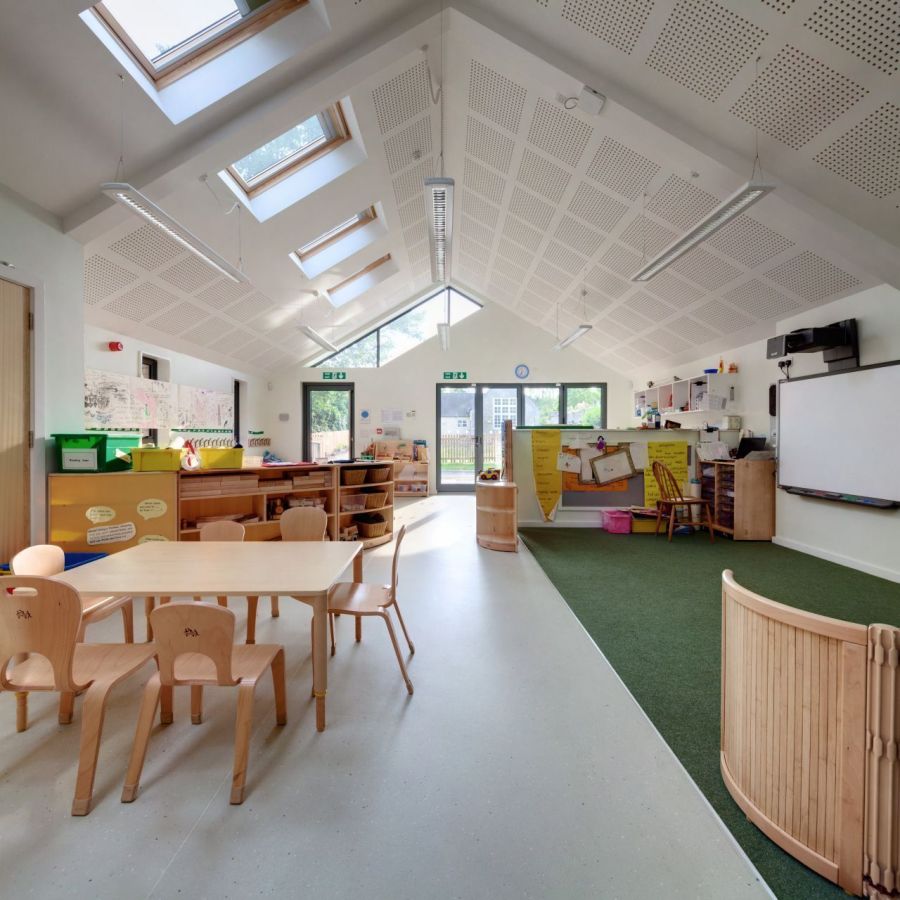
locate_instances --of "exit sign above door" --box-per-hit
[322,371,346,380]
[443,371,467,380]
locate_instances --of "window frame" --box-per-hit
[296,207,377,261]
[521,382,608,428]
[92,0,308,89]
[225,103,351,198]
[327,253,392,298]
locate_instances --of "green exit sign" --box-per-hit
[322,371,346,380]
[443,371,467,380]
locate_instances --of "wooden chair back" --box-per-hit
[387,525,407,605]
[652,461,685,503]
[280,507,327,542]
[199,520,246,542]
[10,544,65,576]
[149,603,238,686]
[0,577,84,693]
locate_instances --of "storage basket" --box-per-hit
[364,491,388,510]
[342,468,367,486]
[602,509,632,534]
[340,495,367,512]
[366,465,392,483]
[198,447,244,469]
[52,433,107,472]
[358,520,388,538]
[130,447,183,472]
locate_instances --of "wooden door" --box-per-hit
[0,278,31,562]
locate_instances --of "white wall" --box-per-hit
[265,303,633,489]
[0,185,85,543]
[84,324,269,448]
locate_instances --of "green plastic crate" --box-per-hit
[52,433,107,473]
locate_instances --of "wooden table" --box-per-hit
[52,541,363,731]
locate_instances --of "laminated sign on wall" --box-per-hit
[531,429,562,522]
[644,442,689,507]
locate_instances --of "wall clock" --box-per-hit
[514,364,529,380]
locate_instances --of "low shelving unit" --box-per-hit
[336,462,394,549]
[699,459,775,540]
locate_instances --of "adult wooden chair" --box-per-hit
[0,577,157,815]
[11,543,135,730]
[264,506,328,622]
[651,460,715,543]
[326,525,414,694]
[122,603,286,806]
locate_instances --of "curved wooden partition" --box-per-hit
[721,570,868,894]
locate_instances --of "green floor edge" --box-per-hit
[519,528,900,900]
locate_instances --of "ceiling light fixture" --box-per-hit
[102,182,248,283]
[553,287,592,351]
[437,320,451,351]
[299,324,337,353]
[631,181,775,282]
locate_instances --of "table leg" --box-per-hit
[311,590,328,732]
[353,547,364,583]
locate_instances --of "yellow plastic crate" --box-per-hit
[198,447,244,469]
[131,448,183,471]
[631,517,658,534]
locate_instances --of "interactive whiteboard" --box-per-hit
[778,362,900,505]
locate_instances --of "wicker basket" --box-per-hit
[366,465,392,483]
[364,491,388,509]
[342,468,367,486]
[358,520,388,538]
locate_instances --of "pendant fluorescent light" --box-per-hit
[632,181,775,282]
[425,177,454,284]
[102,183,247,283]
[300,325,337,353]
[553,324,592,351]
[437,321,451,351]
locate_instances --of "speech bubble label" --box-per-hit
[87,522,137,546]
[85,505,116,524]
[137,498,168,520]
[138,534,169,544]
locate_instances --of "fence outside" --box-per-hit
[310,430,350,461]
[440,433,503,468]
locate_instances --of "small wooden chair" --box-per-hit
[264,506,328,623]
[652,460,715,543]
[326,525,414,694]
[122,603,286,806]
[11,544,135,731]
[0,577,157,815]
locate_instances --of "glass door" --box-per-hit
[436,385,477,491]
[479,384,519,474]
[303,383,354,462]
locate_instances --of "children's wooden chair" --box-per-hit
[651,460,715,542]
[122,603,286,806]
[10,543,135,730]
[326,525,414,694]
[263,506,328,622]
[0,577,157,815]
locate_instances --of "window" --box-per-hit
[523,386,561,426]
[457,419,469,429]
[328,254,391,300]
[93,0,306,86]
[492,397,517,429]
[522,384,607,427]
[566,385,605,427]
[314,287,481,369]
[296,208,376,260]
[227,104,349,196]
[140,354,159,447]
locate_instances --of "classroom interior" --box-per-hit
[1,2,899,898]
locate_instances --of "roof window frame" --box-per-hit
[296,207,378,262]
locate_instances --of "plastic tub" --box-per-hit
[52,433,107,472]
[198,447,244,469]
[602,509,632,534]
[131,448,183,471]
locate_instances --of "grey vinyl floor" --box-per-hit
[0,495,771,899]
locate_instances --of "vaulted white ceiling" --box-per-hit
[0,0,897,377]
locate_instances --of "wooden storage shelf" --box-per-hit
[699,459,775,540]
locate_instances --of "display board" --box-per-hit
[778,362,900,504]
[84,369,233,431]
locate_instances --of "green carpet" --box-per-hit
[519,528,900,900]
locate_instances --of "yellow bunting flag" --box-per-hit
[532,429,562,522]
[644,441,690,507]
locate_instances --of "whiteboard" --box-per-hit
[778,363,900,503]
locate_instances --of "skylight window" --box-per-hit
[93,0,306,85]
[227,104,349,196]
[296,208,376,260]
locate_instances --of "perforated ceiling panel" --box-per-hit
[146,301,208,335]
[210,329,252,355]
[461,189,500,228]
[468,60,528,134]
[731,46,868,149]
[762,0,795,12]
[723,279,802,319]
[83,254,137,305]
[643,270,703,307]
[533,260,572,289]
[492,253,526,280]
[516,148,571,202]
[586,265,630,299]
[466,116,516,174]
[586,136,660,201]
[398,194,427,229]
[668,315,719,345]
[109,224,182,270]
[508,186,556,229]
[646,175,720,231]
[599,243,643,277]
[384,116,432,174]
[497,237,535,271]
[459,215,494,249]
[805,0,900,75]
[625,290,676,323]
[463,157,506,205]
[706,215,794,268]
[158,255,219,293]
[542,240,587,275]
[554,215,605,256]
[567,182,629,232]
[225,292,275,323]
[815,104,900,198]
[671,246,741,290]
[372,60,431,134]
[501,214,544,252]
[646,0,768,102]
[647,327,691,353]
[183,316,233,347]
[560,0,655,55]
[692,299,754,333]
[392,157,433,207]
[619,215,677,256]
[195,278,254,310]
[527,98,592,168]
[764,250,860,302]
[101,282,178,322]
